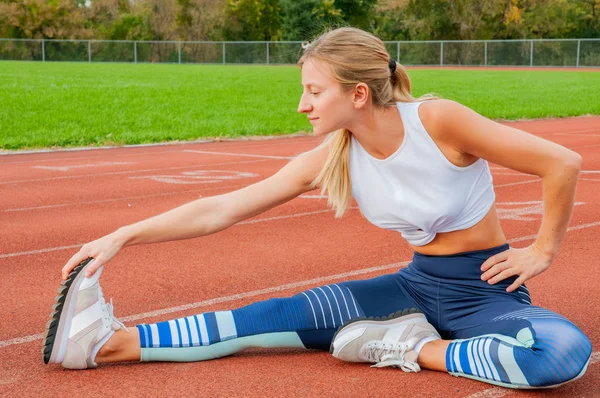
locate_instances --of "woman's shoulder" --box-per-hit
[417,98,459,122]
[417,99,468,141]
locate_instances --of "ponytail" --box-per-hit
[312,129,352,218]
[391,63,414,102]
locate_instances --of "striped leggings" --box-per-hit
[136,245,592,389]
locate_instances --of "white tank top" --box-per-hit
[349,101,495,246]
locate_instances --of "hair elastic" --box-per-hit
[389,58,397,74]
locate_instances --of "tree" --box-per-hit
[0,0,91,39]
[334,0,377,31]
[280,0,344,40]
[402,0,460,40]
[177,0,227,41]
[371,0,410,40]
[575,0,600,37]
[224,0,283,41]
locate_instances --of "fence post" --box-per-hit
[134,41,137,63]
[440,41,444,66]
[178,41,181,64]
[397,41,400,61]
[266,41,269,65]
[42,39,45,62]
[530,40,533,67]
[484,41,487,67]
[88,41,91,62]
[576,39,581,68]
[222,42,226,64]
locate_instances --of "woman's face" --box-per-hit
[297,58,354,136]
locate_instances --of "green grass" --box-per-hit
[0,61,599,150]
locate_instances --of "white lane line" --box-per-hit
[500,201,543,205]
[3,219,600,349]
[121,259,408,323]
[464,352,600,398]
[238,207,357,225]
[0,260,410,348]
[2,163,556,211]
[0,149,184,164]
[0,141,209,157]
[491,171,600,187]
[128,170,260,185]
[464,387,512,398]
[0,158,273,185]
[0,138,319,164]
[1,184,244,213]
[494,179,539,188]
[2,202,598,259]
[184,150,293,160]
[0,207,353,259]
[571,143,600,150]
[552,131,600,136]
[536,128,600,137]
[0,244,85,259]
[508,221,600,244]
[32,161,135,172]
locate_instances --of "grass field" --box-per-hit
[0,61,599,150]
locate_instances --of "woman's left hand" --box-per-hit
[480,244,554,292]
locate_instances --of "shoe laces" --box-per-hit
[366,341,421,372]
[98,286,129,333]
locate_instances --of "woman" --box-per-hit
[43,27,591,389]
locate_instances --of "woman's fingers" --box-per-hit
[480,250,510,272]
[61,234,122,279]
[506,276,527,293]
[62,250,89,280]
[481,261,509,281]
[84,257,103,277]
[486,268,519,285]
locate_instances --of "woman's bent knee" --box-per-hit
[524,322,592,387]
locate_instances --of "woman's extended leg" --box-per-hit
[98,272,438,364]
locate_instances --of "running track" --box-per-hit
[1,116,599,397]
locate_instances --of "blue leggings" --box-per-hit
[136,244,592,389]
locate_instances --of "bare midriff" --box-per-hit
[410,204,508,256]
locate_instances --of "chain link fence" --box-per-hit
[1,38,599,67]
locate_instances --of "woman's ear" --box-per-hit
[352,83,370,109]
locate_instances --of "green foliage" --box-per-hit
[0,0,91,39]
[224,0,283,40]
[334,0,378,31]
[108,14,153,40]
[0,0,598,43]
[280,0,344,40]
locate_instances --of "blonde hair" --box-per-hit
[298,27,435,218]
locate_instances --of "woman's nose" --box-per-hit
[297,95,312,113]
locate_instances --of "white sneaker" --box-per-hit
[330,309,440,372]
[42,258,128,369]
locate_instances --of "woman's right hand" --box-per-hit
[61,232,125,279]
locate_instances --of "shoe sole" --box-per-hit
[42,258,94,365]
[329,308,424,354]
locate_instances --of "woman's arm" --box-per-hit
[420,99,582,291]
[118,145,328,245]
[62,144,329,278]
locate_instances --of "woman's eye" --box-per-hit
[310,92,320,96]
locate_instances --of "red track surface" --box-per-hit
[1,116,599,397]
